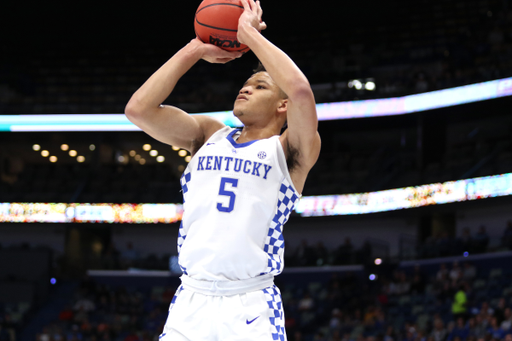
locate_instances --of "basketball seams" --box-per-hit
[195,17,239,33]
[195,3,244,15]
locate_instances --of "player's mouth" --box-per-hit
[236,95,248,101]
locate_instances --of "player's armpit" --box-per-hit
[280,127,321,195]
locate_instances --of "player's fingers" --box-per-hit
[248,0,257,12]
[260,22,267,31]
[257,1,263,17]
[240,0,250,11]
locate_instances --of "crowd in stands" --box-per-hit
[0,307,16,341]
[33,251,512,341]
[35,277,170,341]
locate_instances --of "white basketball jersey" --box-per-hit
[178,126,300,281]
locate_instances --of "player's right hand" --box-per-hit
[189,38,243,64]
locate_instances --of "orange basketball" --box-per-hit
[194,0,250,53]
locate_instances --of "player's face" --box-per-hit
[233,72,285,123]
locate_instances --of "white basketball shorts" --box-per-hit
[159,285,287,341]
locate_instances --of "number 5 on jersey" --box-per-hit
[217,177,238,213]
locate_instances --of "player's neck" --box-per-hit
[237,125,280,144]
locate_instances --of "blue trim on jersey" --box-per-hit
[226,129,260,148]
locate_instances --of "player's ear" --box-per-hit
[277,99,288,113]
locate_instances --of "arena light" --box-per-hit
[172,146,180,151]
[143,144,151,151]
[178,150,187,157]
[32,144,41,151]
[49,156,58,163]
[77,156,85,163]
[69,150,77,157]
[185,156,192,163]
[156,156,165,163]
[139,158,146,165]
[41,150,49,157]
[1,77,511,132]
[89,144,96,151]
[374,258,382,265]
[365,82,376,91]
[129,150,136,157]
[149,150,158,157]
[348,80,363,90]
[60,144,69,151]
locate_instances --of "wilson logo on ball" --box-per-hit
[209,36,242,49]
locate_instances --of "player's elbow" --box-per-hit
[125,97,145,122]
[288,83,315,102]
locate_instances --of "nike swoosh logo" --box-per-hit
[246,316,260,324]
[207,143,215,146]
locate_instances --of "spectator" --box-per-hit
[410,273,426,295]
[437,264,449,282]
[73,296,95,313]
[462,262,476,282]
[329,330,343,341]
[329,308,343,330]
[449,262,463,283]
[471,314,489,339]
[501,308,512,331]
[314,241,330,266]
[58,305,74,322]
[430,319,448,341]
[473,226,489,253]
[298,292,315,311]
[494,298,507,324]
[475,302,494,320]
[501,221,512,249]
[334,238,354,265]
[121,242,139,268]
[452,283,468,321]
[459,228,473,253]
[487,317,506,340]
[448,318,470,341]
[295,240,316,266]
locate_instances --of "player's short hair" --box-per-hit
[253,62,288,99]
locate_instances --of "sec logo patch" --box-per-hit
[258,151,267,160]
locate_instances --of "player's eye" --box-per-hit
[256,85,265,89]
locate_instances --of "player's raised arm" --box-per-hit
[125,39,242,154]
[237,0,321,192]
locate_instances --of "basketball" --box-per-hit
[194,0,250,53]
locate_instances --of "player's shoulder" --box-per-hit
[194,115,227,140]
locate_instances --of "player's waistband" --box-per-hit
[180,274,274,296]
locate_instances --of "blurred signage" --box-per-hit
[0,203,183,224]
[294,173,512,217]
[1,173,511,222]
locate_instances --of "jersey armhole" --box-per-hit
[274,137,301,198]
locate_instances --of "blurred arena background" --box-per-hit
[1,0,512,340]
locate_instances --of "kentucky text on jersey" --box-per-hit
[196,156,272,179]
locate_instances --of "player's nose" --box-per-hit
[239,86,252,95]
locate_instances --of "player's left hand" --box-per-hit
[238,0,267,44]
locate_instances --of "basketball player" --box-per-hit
[125,0,320,339]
